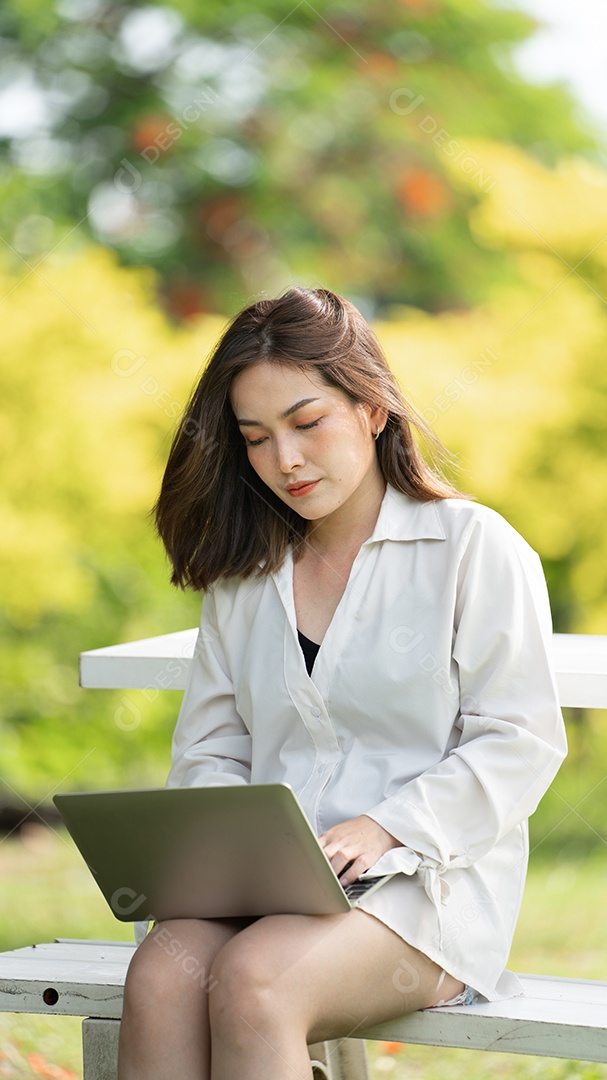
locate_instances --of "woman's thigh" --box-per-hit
[210,908,465,1044]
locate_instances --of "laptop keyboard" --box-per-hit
[342,876,386,902]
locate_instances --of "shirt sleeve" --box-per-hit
[166,584,252,789]
[364,508,567,874]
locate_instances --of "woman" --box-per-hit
[118,286,567,1080]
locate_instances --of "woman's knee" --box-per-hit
[123,919,230,1017]
[208,928,296,1039]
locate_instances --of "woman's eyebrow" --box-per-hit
[236,397,320,427]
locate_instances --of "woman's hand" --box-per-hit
[317,815,402,888]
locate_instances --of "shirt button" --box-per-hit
[311,708,322,718]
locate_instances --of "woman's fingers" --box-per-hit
[318,814,401,885]
[320,839,361,880]
[319,816,383,859]
[337,855,369,887]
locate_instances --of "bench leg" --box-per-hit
[309,1039,370,1080]
[81,1021,369,1080]
[82,1018,120,1080]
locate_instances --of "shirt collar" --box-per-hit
[265,483,447,571]
[363,484,447,544]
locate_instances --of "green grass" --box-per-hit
[527,710,607,862]
[0,825,606,1079]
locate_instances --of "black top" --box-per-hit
[297,629,321,675]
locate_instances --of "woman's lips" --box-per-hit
[286,480,320,497]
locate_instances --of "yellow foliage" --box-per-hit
[378,252,603,499]
[0,503,94,625]
[0,247,213,624]
[443,139,607,262]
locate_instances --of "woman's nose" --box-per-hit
[275,435,305,473]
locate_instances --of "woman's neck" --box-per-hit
[304,471,386,564]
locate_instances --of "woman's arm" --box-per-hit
[363,509,567,873]
[166,585,252,789]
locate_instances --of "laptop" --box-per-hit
[53,783,397,923]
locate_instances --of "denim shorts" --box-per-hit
[428,984,477,1008]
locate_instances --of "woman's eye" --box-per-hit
[246,419,321,448]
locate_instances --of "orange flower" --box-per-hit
[398,0,439,11]
[379,1040,404,1053]
[398,168,451,216]
[198,195,244,242]
[361,52,401,79]
[27,1053,79,1079]
[163,282,208,320]
[131,114,174,154]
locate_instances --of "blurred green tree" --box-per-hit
[0,0,599,319]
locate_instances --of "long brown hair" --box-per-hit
[154,286,472,589]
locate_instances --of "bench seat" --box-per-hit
[1,941,606,1064]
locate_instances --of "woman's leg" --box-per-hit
[209,909,464,1080]
[117,916,252,1080]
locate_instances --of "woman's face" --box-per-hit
[229,361,386,521]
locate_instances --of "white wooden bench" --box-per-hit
[1,630,606,1079]
[1,941,607,1077]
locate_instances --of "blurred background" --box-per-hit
[1,0,606,1076]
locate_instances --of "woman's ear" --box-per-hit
[368,403,389,437]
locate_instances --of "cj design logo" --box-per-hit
[392,956,421,994]
[111,886,148,916]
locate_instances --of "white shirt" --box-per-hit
[166,484,567,1001]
